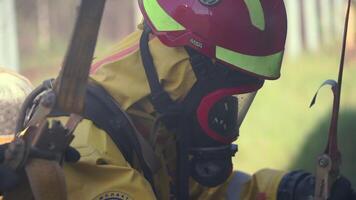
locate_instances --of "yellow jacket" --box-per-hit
[63,28,285,200]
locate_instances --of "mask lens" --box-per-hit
[207,91,257,138]
[196,87,259,144]
[235,91,257,127]
[208,96,238,137]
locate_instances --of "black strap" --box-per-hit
[85,83,134,162]
[84,82,155,187]
[85,81,154,184]
[73,82,155,185]
[185,47,213,80]
[48,81,134,164]
[139,25,234,200]
[19,80,155,188]
[139,24,180,118]
[139,24,190,200]
[139,24,163,99]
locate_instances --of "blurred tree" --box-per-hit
[0,0,19,71]
[316,0,323,46]
[319,0,335,46]
[99,1,137,42]
[329,0,337,41]
[49,0,79,44]
[304,0,319,52]
[15,0,39,62]
[299,0,307,50]
[36,0,50,50]
[284,0,303,57]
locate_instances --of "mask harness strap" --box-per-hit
[185,46,213,79]
[140,23,201,200]
[139,24,181,123]
[139,23,241,199]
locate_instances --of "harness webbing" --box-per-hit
[139,24,181,124]
[18,80,156,189]
[139,23,191,200]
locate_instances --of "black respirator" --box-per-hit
[140,27,263,191]
[178,54,263,187]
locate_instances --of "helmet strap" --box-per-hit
[139,22,181,127]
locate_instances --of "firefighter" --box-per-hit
[0,0,355,199]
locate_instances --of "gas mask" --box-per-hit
[140,28,263,189]
[178,54,263,187]
[186,91,259,186]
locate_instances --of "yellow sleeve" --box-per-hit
[63,119,156,200]
[186,169,285,200]
[241,169,286,200]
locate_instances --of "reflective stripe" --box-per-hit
[226,171,251,200]
[216,46,284,79]
[90,43,140,74]
[143,0,185,31]
[244,0,266,31]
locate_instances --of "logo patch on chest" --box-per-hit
[93,191,133,200]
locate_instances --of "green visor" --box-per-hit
[216,46,284,79]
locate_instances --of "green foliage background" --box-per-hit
[235,53,356,185]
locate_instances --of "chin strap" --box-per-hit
[139,23,181,120]
[311,0,351,199]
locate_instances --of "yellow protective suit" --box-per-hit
[63,28,286,200]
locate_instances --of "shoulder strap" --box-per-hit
[84,81,160,179]
[139,23,181,128]
[84,82,134,162]
[18,79,159,189]
[46,81,134,164]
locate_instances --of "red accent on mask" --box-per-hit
[196,84,262,144]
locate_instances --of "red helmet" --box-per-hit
[138,0,287,79]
